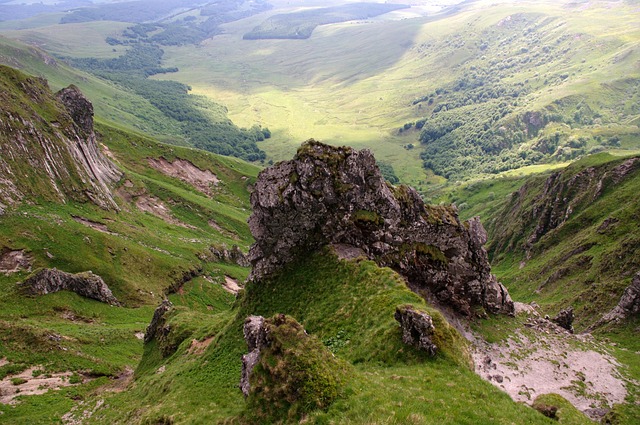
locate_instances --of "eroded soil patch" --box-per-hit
[135,194,195,229]
[472,309,628,420]
[148,157,219,196]
[72,216,118,235]
[0,366,87,405]
[0,249,32,274]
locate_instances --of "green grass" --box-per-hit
[0,77,260,422]
[78,250,558,424]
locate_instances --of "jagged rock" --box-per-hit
[18,268,119,305]
[595,272,640,327]
[0,66,121,211]
[489,157,640,256]
[144,299,173,344]
[248,140,514,316]
[207,245,250,267]
[551,307,574,333]
[240,315,268,397]
[56,85,94,135]
[55,85,122,210]
[394,305,437,355]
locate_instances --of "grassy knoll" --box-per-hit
[77,250,557,424]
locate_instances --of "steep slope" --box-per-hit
[483,153,640,330]
[85,250,560,425]
[0,64,120,210]
[440,153,640,422]
[0,66,260,423]
[72,142,579,425]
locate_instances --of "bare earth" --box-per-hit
[147,157,219,197]
[472,303,628,420]
[0,366,82,405]
[0,249,32,274]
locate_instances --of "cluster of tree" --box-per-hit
[244,2,408,40]
[69,0,272,47]
[377,161,400,184]
[66,44,269,162]
[408,13,618,179]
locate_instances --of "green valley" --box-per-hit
[0,0,639,424]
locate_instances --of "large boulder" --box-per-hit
[248,140,514,316]
[394,305,438,355]
[18,268,119,305]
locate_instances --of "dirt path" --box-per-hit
[471,304,628,420]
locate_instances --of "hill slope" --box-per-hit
[0,65,260,423]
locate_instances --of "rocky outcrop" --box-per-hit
[0,66,121,210]
[394,305,437,355]
[206,245,250,267]
[0,249,32,274]
[240,315,268,397]
[248,140,514,316]
[144,299,173,344]
[489,157,640,256]
[594,272,640,327]
[551,307,574,333]
[18,268,119,305]
[55,85,122,210]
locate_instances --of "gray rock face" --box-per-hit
[18,268,119,305]
[248,140,514,316]
[144,299,173,344]
[0,69,121,211]
[240,315,268,397]
[207,245,250,267]
[56,85,122,210]
[596,272,640,326]
[552,307,574,333]
[394,305,437,355]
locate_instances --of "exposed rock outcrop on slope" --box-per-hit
[239,314,349,421]
[18,268,119,305]
[592,271,640,328]
[394,305,438,355]
[0,65,121,211]
[248,140,514,316]
[488,156,640,257]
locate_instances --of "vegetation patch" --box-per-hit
[244,3,409,40]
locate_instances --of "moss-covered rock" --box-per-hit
[243,314,351,423]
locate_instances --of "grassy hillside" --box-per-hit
[71,250,564,424]
[442,153,640,423]
[0,67,261,422]
[1,1,639,187]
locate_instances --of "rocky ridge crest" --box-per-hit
[0,65,121,211]
[248,140,514,316]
